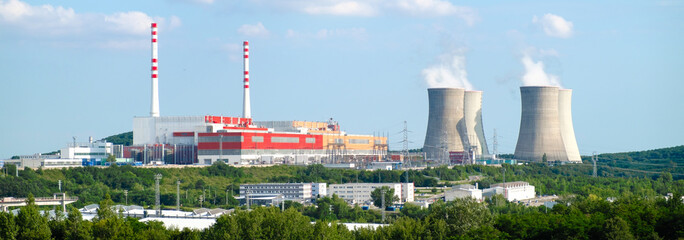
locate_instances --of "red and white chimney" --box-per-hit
[150,22,160,117]
[242,41,251,119]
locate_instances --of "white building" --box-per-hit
[133,116,208,145]
[328,183,413,205]
[367,162,402,171]
[445,184,483,201]
[401,183,415,202]
[240,183,314,201]
[483,181,535,201]
[60,139,114,160]
[311,183,327,198]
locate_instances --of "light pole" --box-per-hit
[381,188,386,223]
[155,174,162,216]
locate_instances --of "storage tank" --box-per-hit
[464,91,489,156]
[514,86,569,162]
[423,88,466,160]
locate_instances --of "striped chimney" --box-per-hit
[150,22,160,117]
[242,41,251,119]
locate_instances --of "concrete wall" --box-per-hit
[424,88,466,160]
[133,116,206,145]
[464,91,489,155]
[514,86,569,162]
[558,89,582,162]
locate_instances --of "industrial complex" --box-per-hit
[129,23,388,166]
[3,22,583,169]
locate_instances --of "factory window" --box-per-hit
[199,136,243,142]
[271,137,299,143]
[349,139,369,144]
[252,136,264,143]
[305,138,316,143]
[75,152,106,156]
[374,140,382,144]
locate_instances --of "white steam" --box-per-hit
[423,52,474,90]
[520,52,561,87]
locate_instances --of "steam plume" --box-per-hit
[520,52,561,87]
[423,51,474,90]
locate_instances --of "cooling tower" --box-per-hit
[464,91,489,156]
[514,86,569,162]
[424,88,466,160]
[558,89,581,162]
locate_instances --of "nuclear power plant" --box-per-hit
[130,23,389,166]
[514,86,581,162]
[423,88,490,163]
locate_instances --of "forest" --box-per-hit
[0,145,683,239]
[0,161,682,210]
[0,189,681,239]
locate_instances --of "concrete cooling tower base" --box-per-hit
[424,88,466,160]
[464,91,489,156]
[514,86,577,162]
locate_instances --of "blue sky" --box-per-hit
[1,0,682,158]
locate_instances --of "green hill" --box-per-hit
[102,131,132,146]
[592,145,684,179]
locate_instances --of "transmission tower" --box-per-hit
[592,152,598,177]
[176,180,181,211]
[401,121,409,167]
[154,173,162,216]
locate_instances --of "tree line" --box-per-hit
[1,192,682,239]
[1,162,682,210]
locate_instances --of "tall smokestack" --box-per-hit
[558,89,581,162]
[423,88,466,161]
[242,41,251,119]
[150,22,160,117]
[514,86,568,162]
[464,91,489,156]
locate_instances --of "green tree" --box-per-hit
[604,216,635,240]
[428,198,495,237]
[65,207,92,240]
[370,186,399,208]
[16,193,52,240]
[92,193,133,240]
[0,211,17,240]
[400,202,428,219]
[106,154,117,163]
[48,210,68,240]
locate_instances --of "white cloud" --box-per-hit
[532,13,574,38]
[393,0,477,25]
[0,0,78,34]
[0,0,180,48]
[105,12,154,35]
[303,1,376,16]
[520,51,562,87]
[422,49,474,90]
[222,43,243,62]
[251,0,476,24]
[286,28,367,40]
[237,22,270,37]
[180,0,214,4]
